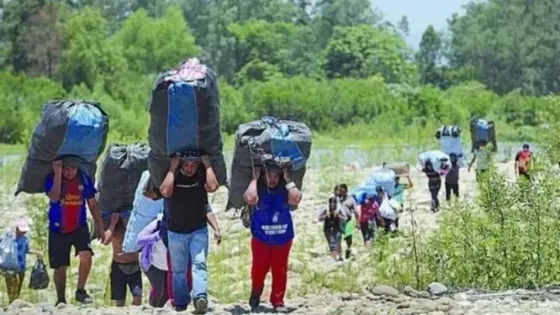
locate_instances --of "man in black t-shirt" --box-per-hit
[159,150,221,313]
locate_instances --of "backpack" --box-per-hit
[518,151,533,172]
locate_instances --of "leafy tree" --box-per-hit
[58,7,127,90]
[416,25,446,87]
[398,15,409,36]
[321,25,416,82]
[19,2,62,78]
[0,0,46,72]
[113,7,200,74]
[313,0,382,48]
[228,20,297,79]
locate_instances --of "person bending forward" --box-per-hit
[244,166,302,313]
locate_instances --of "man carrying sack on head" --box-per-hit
[159,150,222,314]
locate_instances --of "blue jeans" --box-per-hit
[168,227,209,307]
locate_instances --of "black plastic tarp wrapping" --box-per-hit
[147,58,225,187]
[469,118,498,153]
[15,100,109,196]
[97,143,150,213]
[226,118,312,210]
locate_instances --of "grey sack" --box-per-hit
[15,100,109,195]
[97,143,150,213]
[226,118,312,210]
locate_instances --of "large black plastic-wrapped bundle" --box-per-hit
[469,118,497,152]
[226,117,312,210]
[147,58,226,187]
[16,100,109,196]
[97,143,150,213]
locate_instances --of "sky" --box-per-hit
[373,0,472,49]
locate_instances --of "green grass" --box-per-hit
[0,144,25,155]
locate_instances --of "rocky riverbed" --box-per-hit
[5,284,560,315]
[6,283,560,315]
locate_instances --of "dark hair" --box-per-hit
[375,186,384,193]
[338,183,348,191]
[449,153,458,166]
[523,143,530,149]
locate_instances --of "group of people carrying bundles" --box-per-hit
[0,58,309,314]
[319,175,412,261]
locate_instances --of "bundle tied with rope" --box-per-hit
[226,117,312,219]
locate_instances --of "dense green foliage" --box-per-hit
[0,0,558,144]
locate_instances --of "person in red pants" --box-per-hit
[243,166,302,313]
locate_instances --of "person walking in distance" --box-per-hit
[445,154,460,201]
[243,166,302,313]
[45,157,105,306]
[515,143,533,180]
[318,196,344,261]
[422,160,442,213]
[334,184,359,259]
[468,141,492,182]
[159,150,221,313]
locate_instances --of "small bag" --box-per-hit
[29,259,50,290]
[241,205,253,228]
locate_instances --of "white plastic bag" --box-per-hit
[379,197,397,221]
[0,230,18,271]
[122,171,164,253]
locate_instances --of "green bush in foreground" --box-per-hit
[381,161,560,291]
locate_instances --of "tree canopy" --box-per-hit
[0,0,556,143]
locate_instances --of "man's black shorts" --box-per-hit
[110,260,143,301]
[48,226,94,269]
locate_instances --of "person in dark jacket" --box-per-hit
[423,160,441,213]
[318,197,344,261]
[445,154,460,201]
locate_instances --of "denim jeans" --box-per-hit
[168,227,209,307]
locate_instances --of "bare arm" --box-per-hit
[206,212,222,245]
[47,161,63,201]
[406,176,413,188]
[160,157,180,198]
[201,156,218,193]
[87,198,107,243]
[206,212,220,233]
[284,170,302,206]
[243,168,260,206]
[468,154,477,170]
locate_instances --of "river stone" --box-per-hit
[289,260,305,273]
[427,282,448,296]
[416,299,438,312]
[369,285,399,297]
[397,301,412,309]
[7,300,33,311]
